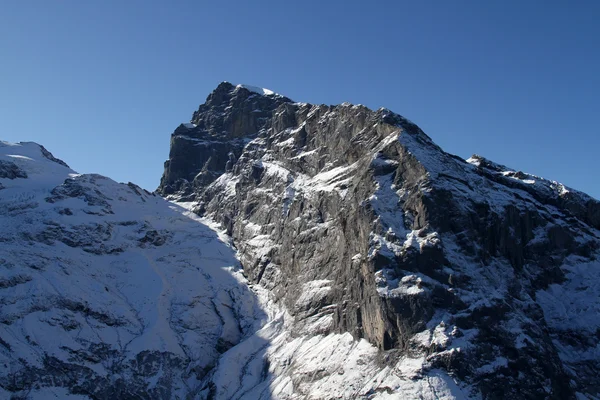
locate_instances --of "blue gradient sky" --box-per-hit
[1,1,599,198]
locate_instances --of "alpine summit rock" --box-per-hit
[158,82,600,399]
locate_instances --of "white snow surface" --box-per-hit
[0,141,264,397]
[236,84,279,97]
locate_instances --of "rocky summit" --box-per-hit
[1,82,599,399]
[159,82,600,399]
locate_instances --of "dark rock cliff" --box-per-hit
[159,82,600,399]
[158,82,292,200]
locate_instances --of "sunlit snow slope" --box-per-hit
[0,141,268,399]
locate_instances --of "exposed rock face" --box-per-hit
[0,160,28,179]
[159,83,600,399]
[158,82,292,200]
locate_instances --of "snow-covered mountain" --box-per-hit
[2,82,599,399]
[0,141,270,398]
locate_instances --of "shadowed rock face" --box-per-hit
[158,82,292,199]
[159,83,600,399]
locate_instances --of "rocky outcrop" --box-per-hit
[0,160,27,179]
[160,83,600,399]
[157,82,292,199]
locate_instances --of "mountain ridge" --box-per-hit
[1,82,599,399]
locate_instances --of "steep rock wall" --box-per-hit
[159,83,600,399]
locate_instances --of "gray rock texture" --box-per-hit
[159,82,600,399]
[158,82,292,200]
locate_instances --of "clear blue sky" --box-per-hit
[1,1,599,199]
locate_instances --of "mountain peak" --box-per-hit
[0,140,70,169]
[206,81,291,104]
[0,141,74,190]
[157,84,600,398]
[234,83,280,97]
